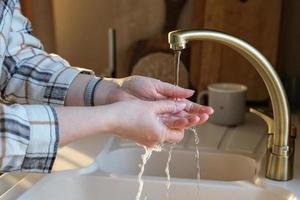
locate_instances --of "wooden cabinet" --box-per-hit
[190,0,282,101]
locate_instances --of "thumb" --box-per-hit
[152,100,186,114]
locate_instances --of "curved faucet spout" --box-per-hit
[168,29,293,181]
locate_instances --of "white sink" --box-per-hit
[5,136,297,200]
[95,146,258,181]
[17,174,296,200]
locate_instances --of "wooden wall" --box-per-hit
[21,1,166,76]
[279,0,300,110]
[21,0,56,52]
[52,0,165,76]
[190,0,282,102]
[20,0,299,109]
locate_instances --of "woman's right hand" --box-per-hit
[108,100,203,147]
[56,99,212,147]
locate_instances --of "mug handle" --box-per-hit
[197,90,208,105]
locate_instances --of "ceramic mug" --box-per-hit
[197,83,247,126]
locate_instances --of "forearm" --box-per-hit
[55,105,115,145]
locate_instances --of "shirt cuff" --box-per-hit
[22,105,59,173]
[43,66,94,106]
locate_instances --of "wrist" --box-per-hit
[95,103,122,134]
[84,76,103,106]
[93,78,123,105]
[65,74,92,106]
[56,105,117,145]
[94,105,116,133]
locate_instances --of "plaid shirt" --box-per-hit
[0,0,92,173]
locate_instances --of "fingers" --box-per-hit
[146,112,208,147]
[182,99,214,115]
[198,113,209,124]
[152,98,214,116]
[175,112,203,126]
[152,100,212,127]
[160,111,203,129]
[161,113,207,144]
[156,81,195,99]
[160,115,189,129]
[152,100,187,114]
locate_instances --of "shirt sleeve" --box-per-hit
[0,2,92,173]
[0,104,59,173]
[0,2,93,106]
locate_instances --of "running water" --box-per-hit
[165,144,174,199]
[136,51,181,200]
[174,51,181,87]
[136,145,162,200]
[190,127,201,191]
[164,50,182,199]
[136,50,201,200]
[172,50,201,187]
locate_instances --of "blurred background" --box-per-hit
[20,0,300,113]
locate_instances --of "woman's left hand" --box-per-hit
[94,75,195,103]
[93,76,214,124]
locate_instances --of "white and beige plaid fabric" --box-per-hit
[0,0,92,173]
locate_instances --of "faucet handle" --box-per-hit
[249,108,274,134]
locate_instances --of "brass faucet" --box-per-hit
[168,29,295,181]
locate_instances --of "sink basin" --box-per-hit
[17,174,296,200]
[93,138,259,181]
[6,136,297,200]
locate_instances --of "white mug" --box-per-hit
[197,83,247,126]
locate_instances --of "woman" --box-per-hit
[0,0,213,173]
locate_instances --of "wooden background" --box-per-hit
[279,0,300,110]
[21,0,300,106]
[190,0,282,101]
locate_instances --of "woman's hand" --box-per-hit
[94,76,214,124]
[61,75,213,147]
[108,100,200,147]
[94,75,194,104]
[57,99,213,147]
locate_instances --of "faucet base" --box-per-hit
[266,151,294,181]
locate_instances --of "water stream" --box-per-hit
[190,127,201,195]
[165,144,174,199]
[136,50,201,200]
[136,146,162,200]
[164,50,182,199]
[174,51,181,88]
